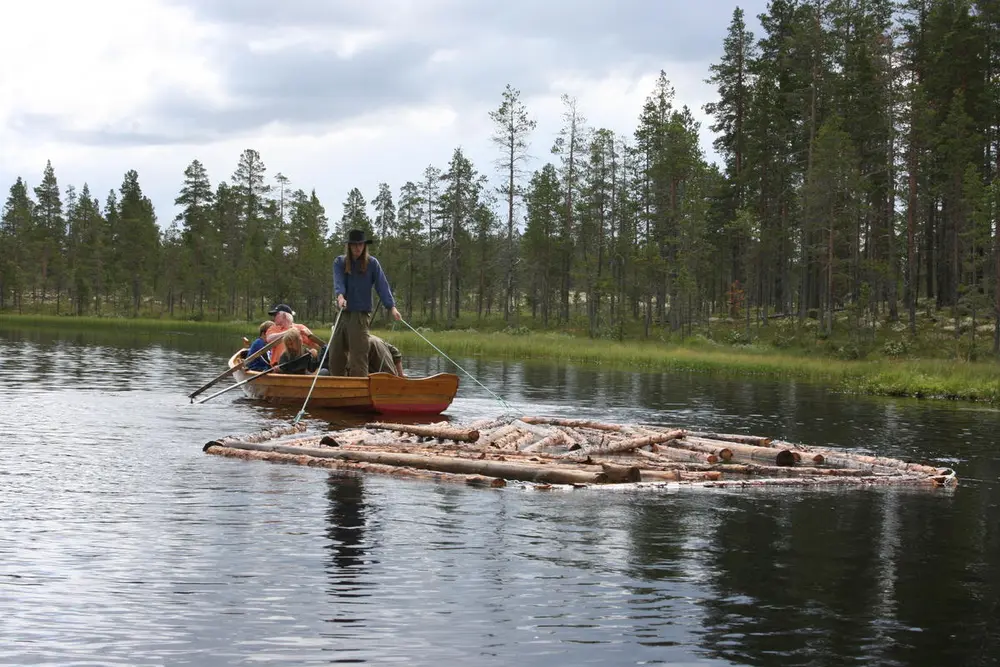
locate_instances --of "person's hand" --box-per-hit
[390,306,401,321]
[337,294,346,309]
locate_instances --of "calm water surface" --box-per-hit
[1,325,997,666]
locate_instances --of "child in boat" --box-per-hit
[275,328,316,374]
[245,321,273,371]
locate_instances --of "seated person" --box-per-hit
[265,304,324,365]
[275,328,316,374]
[245,321,273,372]
[368,335,404,376]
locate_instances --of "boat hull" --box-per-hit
[227,350,459,414]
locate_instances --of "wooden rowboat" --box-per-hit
[227,349,460,414]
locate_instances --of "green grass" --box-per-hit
[4,310,1000,405]
[375,327,1000,403]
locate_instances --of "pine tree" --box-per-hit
[397,181,424,319]
[103,190,121,310]
[0,178,34,310]
[288,188,330,319]
[420,165,442,319]
[524,164,564,326]
[489,83,537,322]
[32,160,65,308]
[339,187,371,240]
[437,147,484,327]
[372,182,396,241]
[705,7,757,296]
[174,159,216,315]
[705,7,757,213]
[552,94,587,322]
[117,170,160,316]
[231,149,271,320]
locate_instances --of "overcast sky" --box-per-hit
[1,0,768,229]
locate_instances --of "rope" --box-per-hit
[398,317,513,413]
[293,307,341,425]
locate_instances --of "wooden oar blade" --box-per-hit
[188,338,279,400]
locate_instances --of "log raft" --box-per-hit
[203,416,958,490]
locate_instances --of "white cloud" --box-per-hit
[0,0,756,227]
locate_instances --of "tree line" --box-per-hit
[3,0,1000,350]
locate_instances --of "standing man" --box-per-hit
[331,228,401,376]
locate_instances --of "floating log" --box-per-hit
[203,422,308,449]
[202,414,957,490]
[668,435,734,461]
[366,421,480,443]
[715,440,797,467]
[206,439,631,485]
[681,430,773,446]
[600,463,642,483]
[804,450,947,476]
[520,416,630,432]
[645,445,720,465]
[559,429,686,460]
[521,430,571,452]
[480,423,521,447]
[553,425,590,447]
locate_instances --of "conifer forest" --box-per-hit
[3,1,1000,349]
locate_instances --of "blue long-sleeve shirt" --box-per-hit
[333,254,395,312]
[246,336,271,371]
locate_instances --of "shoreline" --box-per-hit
[3,313,999,406]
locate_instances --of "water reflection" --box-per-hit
[325,473,370,573]
[2,322,1000,666]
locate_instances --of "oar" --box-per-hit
[188,337,280,401]
[292,306,342,425]
[195,353,314,405]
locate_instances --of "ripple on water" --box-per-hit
[1,330,998,665]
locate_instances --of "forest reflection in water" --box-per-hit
[0,323,997,666]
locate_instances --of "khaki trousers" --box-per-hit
[330,310,371,377]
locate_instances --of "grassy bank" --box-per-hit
[378,328,1000,404]
[4,312,1000,405]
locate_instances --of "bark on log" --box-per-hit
[683,430,773,446]
[206,444,512,486]
[718,441,797,466]
[511,419,559,439]
[520,416,631,432]
[205,440,625,485]
[601,463,642,483]
[640,469,681,481]
[553,425,589,447]
[480,424,520,447]
[649,445,720,464]
[521,430,571,452]
[558,429,686,460]
[669,436,734,461]
[366,422,480,442]
[803,451,943,475]
[203,422,308,450]
[492,429,529,450]
[712,463,887,478]
[467,416,515,431]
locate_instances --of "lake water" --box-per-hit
[1,324,997,666]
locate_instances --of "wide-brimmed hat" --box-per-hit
[267,303,295,316]
[346,229,374,244]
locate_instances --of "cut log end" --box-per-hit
[775,450,796,467]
